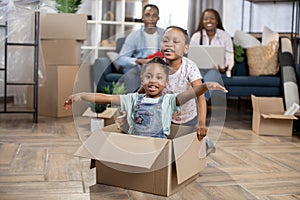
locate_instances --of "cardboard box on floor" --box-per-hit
[40,13,87,40]
[75,124,207,196]
[41,40,82,65]
[39,65,79,117]
[251,95,297,136]
[82,107,118,132]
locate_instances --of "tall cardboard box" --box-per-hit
[75,124,207,196]
[251,95,297,136]
[40,13,87,40]
[41,40,82,65]
[39,65,79,117]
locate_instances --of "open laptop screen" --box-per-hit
[188,46,225,69]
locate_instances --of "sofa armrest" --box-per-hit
[91,57,112,91]
[279,37,299,109]
[295,64,300,86]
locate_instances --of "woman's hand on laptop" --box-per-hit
[216,65,228,73]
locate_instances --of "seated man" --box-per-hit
[117,4,164,93]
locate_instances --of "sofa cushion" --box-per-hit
[233,60,248,76]
[223,76,280,87]
[224,85,281,97]
[262,26,279,46]
[105,73,123,82]
[233,31,261,48]
[246,41,279,76]
[107,51,121,71]
[116,37,126,53]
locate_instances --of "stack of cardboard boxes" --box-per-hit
[39,13,87,117]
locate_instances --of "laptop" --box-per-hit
[188,46,225,69]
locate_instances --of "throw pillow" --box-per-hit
[233,30,261,48]
[107,51,121,71]
[262,26,279,46]
[247,41,279,76]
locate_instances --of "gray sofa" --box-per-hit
[91,38,125,93]
[222,53,282,98]
[223,36,298,104]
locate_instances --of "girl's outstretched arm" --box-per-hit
[63,92,121,110]
[176,82,227,106]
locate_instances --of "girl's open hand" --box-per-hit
[63,96,73,110]
[205,82,228,93]
[217,65,228,73]
[63,93,84,110]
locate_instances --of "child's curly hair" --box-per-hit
[165,25,190,44]
[141,57,170,80]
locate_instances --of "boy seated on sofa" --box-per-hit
[64,57,227,139]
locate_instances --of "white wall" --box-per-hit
[149,0,189,29]
[223,0,297,36]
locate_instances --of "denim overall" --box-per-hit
[133,95,166,138]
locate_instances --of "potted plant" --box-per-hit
[55,0,82,13]
[234,44,245,63]
[90,82,126,114]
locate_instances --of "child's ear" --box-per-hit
[184,45,189,55]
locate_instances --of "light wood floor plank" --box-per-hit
[0,174,44,182]
[200,185,257,200]
[0,143,19,166]
[0,193,91,200]
[9,147,47,174]
[0,181,84,194]
[45,154,82,181]
[244,181,300,197]
[267,194,300,200]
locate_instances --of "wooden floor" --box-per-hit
[0,99,300,200]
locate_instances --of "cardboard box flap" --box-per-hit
[97,107,117,118]
[74,143,96,159]
[261,113,297,120]
[251,95,284,114]
[82,107,117,118]
[75,129,169,169]
[173,132,206,184]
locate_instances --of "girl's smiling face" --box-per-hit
[160,27,189,61]
[141,63,168,98]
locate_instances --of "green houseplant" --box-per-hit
[55,0,82,13]
[90,82,126,113]
[234,44,245,63]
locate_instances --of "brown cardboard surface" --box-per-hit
[252,95,284,114]
[257,118,294,136]
[78,129,169,169]
[41,40,82,65]
[95,158,171,196]
[75,124,206,196]
[96,107,117,126]
[251,95,296,136]
[83,107,118,130]
[261,113,297,120]
[39,65,79,117]
[173,133,206,184]
[40,13,87,40]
